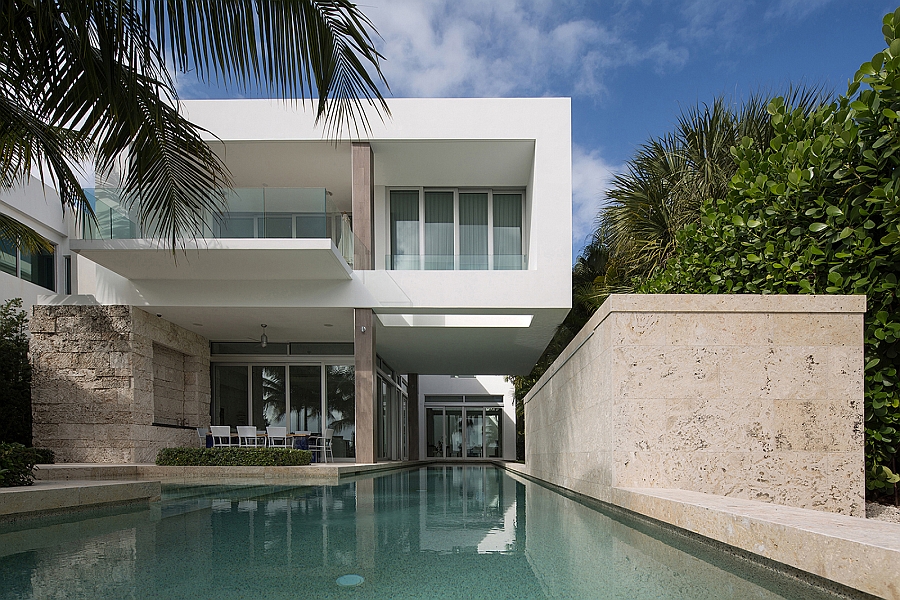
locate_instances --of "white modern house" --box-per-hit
[4,98,572,464]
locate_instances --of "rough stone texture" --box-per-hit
[31,305,210,463]
[524,294,866,516]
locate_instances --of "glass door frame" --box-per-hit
[423,403,502,459]
[211,354,355,459]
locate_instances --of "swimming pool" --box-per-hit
[0,466,856,599]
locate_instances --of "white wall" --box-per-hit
[0,180,71,314]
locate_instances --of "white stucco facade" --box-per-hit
[4,97,571,463]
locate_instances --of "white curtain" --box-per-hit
[425,191,453,270]
[493,193,523,270]
[390,190,420,269]
[459,193,488,269]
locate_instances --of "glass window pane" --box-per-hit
[212,365,248,426]
[289,365,321,433]
[465,409,484,458]
[219,216,255,238]
[263,215,293,238]
[425,191,454,270]
[0,239,16,276]
[295,214,326,238]
[459,193,488,270]
[252,366,286,428]
[485,407,503,458]
[326,365,355,458]
[390,190,419,270]
[426,408,445,457]
[446,408,463,457]
[493,193,523,270]
[20,245,55,291]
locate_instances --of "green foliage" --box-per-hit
[32,448,54,465]
[0,442,40,487]
[641,9,900,492]
[155,447,312,467]
[0,299,31,446]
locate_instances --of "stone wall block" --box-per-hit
[613,312,669,346]
[525,294,865,516]
[615,346,720,400]
[771,313,863,347]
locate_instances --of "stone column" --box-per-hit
[351,142,374,270]
[407,373,419,461]
[354,308,377,463]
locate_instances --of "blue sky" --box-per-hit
[176,0,896,262]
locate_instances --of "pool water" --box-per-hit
[0,466,854,599]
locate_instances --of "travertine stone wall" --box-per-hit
[152,343,186,426]
[31,305,210,463]
[524,294,866,516]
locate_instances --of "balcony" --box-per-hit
[71,188,359,281]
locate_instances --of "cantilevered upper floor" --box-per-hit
[66,98,572,374]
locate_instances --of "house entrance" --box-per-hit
[425,402,502,459]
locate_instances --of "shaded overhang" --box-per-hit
[69,238,352,281]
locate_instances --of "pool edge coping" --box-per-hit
[496,461,892,600]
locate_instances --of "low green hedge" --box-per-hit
[0,442,39,487]
[156,447,312,467]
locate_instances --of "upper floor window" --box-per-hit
[0,224,56,291]
[388,189,525,270]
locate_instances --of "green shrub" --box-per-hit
[0,299,31,446]
[641,10,900,493]
[32,448,54,464]
[155,447,312,467]
[0,442,39,487]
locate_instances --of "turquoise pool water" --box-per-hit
[0,466,853,599]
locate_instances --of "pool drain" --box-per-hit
[336,574,365,587]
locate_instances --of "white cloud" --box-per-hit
[368,0,687,99]
[571,144,619,257]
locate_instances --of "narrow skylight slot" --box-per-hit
[377,314,533,328]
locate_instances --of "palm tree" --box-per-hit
[0,0,389,250]
[591,87,828,304]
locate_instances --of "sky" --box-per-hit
[177,0,896,262]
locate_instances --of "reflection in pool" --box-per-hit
[0,466,851,599]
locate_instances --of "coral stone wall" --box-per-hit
[523,294,866,516]
[31,305,210,463]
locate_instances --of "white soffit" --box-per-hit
[371,140,535,188]
[377,314,533,328]
[69,239,352,281]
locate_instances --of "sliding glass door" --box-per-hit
[423,405,503,459]
[211,362,355,459]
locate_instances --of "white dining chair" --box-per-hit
[309,428,335,463]
[237,425,264,447]
[266,426,289,448]
[210,425,232,447]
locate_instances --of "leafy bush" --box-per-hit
[641,9,900,493]
[156,447,312,467]
[32,448,54,464]
[0,299,31,446]
[0,442,40,487]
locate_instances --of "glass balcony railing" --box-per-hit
[82,187,361,267]
[386,254,527,271]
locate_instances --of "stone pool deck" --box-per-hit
[0,480,162,520]
[0,462,426,522]
[501,462,900,600]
